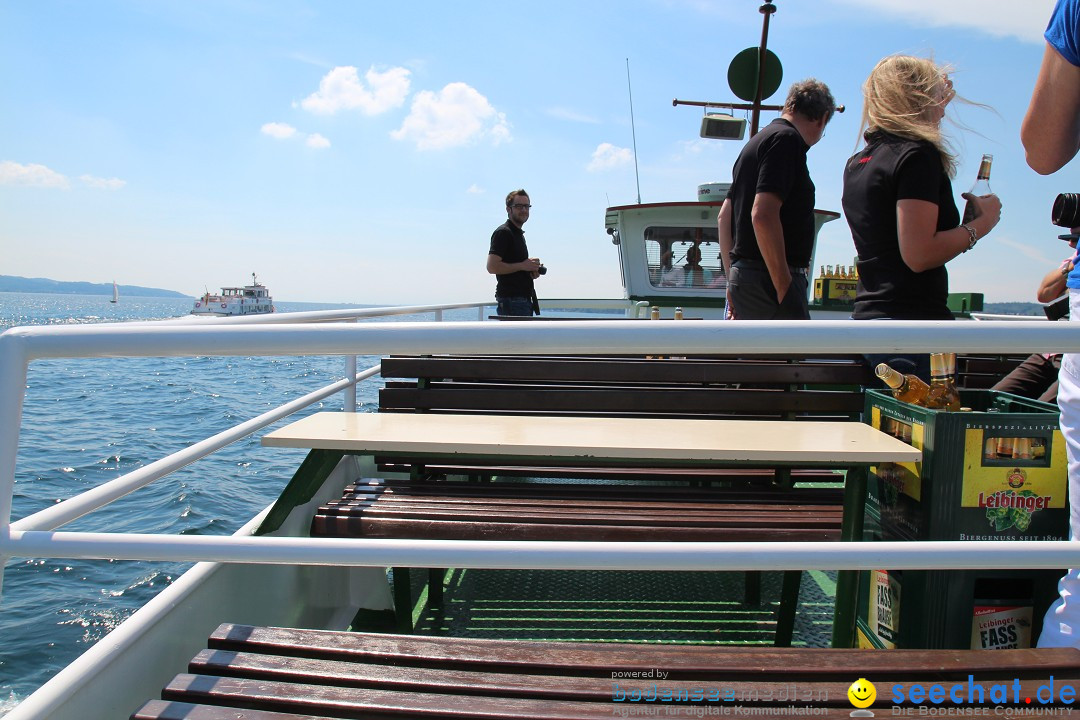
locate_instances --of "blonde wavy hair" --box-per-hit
[860,55,957,177]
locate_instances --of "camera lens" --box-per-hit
[1053,193,1080,228]
[537,265,547,275]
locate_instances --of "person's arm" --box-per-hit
[717,199,734,278]
[895,195,1001,273]
[486,253,540,276]
[750,191,790,302]
[1022,44,1080,175]
[1038,256,1075,303]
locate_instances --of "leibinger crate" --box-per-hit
[856,388,1067,650]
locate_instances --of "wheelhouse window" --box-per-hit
[645,226,726,291]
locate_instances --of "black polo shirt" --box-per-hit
[488,220,533,297]
[842,131,958,320]
[728,118,816,268]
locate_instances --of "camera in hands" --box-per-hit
[1053,193,1080,229]
[537,265,547,275]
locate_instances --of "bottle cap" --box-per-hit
[874,363,901,388]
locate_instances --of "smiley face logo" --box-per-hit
[847,678,876,709]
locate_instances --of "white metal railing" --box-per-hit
[3,317,1080,599]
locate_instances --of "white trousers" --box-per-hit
[1038,293,1080,647]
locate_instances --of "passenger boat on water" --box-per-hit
[190,274,274,317]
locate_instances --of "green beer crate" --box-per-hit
[856,388,1067,650]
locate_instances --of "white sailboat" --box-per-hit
[110,281,119,304]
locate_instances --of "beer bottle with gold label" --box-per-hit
[925,352,962,411]
[875,363,931,406]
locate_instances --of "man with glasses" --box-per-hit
[487,189,544,316]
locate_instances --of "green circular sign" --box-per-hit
[727,47,783,102]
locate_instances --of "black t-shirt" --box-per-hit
[842,131,958,320]
[728,118,816,268]
[488,221,533,297]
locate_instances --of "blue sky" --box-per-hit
[1,0,1077,304]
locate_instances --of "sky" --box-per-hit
[2,0,1078,305]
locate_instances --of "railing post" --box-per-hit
[435,309,443,322]
[344,319,357,413]
[0,333,30,600]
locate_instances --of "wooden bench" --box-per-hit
[133,623,1080,720]
[956,354,1030,389]
[263,411,919,648]
[378,354,871,641]
[377,354,873,484]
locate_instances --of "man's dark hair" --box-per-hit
[784,79,835,123]
[505,189,529,208]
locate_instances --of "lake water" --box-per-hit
[0,292,482,715]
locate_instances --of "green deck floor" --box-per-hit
[379,567,838,647]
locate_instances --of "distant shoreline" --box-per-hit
[0,275,189,299]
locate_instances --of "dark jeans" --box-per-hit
[496,295,534,317]
[991,353,1061,404]
[726,263,810,320]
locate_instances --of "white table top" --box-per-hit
[263,412,920,465]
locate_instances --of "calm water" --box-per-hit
[0,292,480,714]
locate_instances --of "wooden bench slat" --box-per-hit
[342,480,845,504]
[373,461,846,482]
[132,699,331,720]
[379,386,865,415]
[161,673,620,720]
[319,501,843,522]
[312,516,841,541]
[380,356,874,385]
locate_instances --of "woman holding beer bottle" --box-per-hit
[842,55,1002,380]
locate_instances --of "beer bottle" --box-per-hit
[650,305,660,320]
[962,154,993,224]
[674,307,684,320]
[875,363,931,406]
[925,352,962,411]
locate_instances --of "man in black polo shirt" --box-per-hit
[717,79,836,320]
[487,188,543,316]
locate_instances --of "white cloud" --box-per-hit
[261,122,330,150]
[301,65,411,115]
[0,160,70,188]
[79,175,126,190]
[546,107,601,124]
[587,143,634,172]
[467,184,484,194]
[392,82,511,150]
[261,122,298,139]
[829,0,1054,43]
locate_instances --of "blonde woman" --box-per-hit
[842,55,1001,377]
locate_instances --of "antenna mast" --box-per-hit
[626,58,641,204]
